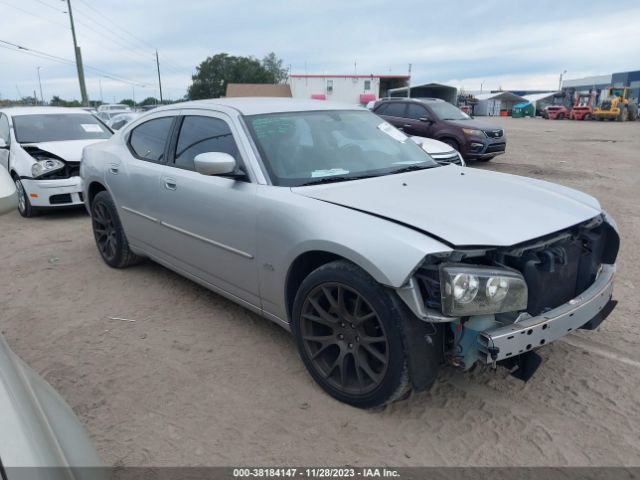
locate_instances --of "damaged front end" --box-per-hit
[397,213,620,379]
[23,146,80,179]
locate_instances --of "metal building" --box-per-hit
[562,70,640,103]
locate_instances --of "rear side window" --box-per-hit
[173,116,239,171]
[380,102,406,118]
[129,117,174,162]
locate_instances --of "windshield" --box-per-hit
[245,110,438,187]
[13,114,112,143]
[428,102,470,120]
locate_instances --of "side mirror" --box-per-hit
[194,152,237,176]
[0,139,8,149]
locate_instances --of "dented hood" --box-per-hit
[20,139,106,162]
[292,165,602,247]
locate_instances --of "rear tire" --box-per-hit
[583,113,591,121]
[91,191,142,268]
[13,175,39,218]
[291,260,415,408]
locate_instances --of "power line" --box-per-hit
[0,0,69,29]
[0,39,147,87]
[74,0,193,74]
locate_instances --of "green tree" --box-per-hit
[262,52,288,83]
[119,98,135,108]
[50,96,81,107]
[140,96,158,106]
[188,52,286,100]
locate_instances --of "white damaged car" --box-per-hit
[0,107,111,217]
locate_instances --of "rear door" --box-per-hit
[154,110,260,307]
[108,113,176,252]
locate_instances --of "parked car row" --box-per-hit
[0,99,619,411]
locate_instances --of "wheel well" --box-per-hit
[87,181,107,207]
[437,136,460,148]
[285,251,343,320]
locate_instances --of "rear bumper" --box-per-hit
[478,264,615,363]
[21,176,84,208]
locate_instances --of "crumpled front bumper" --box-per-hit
[478,264,616,363]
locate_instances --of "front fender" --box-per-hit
[255,186,451,322]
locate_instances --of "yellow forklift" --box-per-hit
[593,87,638,121]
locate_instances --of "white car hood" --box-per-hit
[293,165,602,247]
[20,139,106,162]
[411,136,454,154]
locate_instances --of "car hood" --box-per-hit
[443,118,503,131]
[411,136,454,154]
[20,139,107,162]
[292,166,602,247]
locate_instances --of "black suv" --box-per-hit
[373,98,506,161]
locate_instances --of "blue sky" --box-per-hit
[1,0,639,102]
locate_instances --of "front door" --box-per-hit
[155,112,260,307]
[399,102,434,138]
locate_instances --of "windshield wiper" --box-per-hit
[386,164,438,175]
[298,175,376,187]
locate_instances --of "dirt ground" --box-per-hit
[1,117,639,467]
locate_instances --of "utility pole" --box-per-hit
[407,63,412,98]
[99,78,103,103]
[36,66,44,105]
[559,70,567,91]
[156,49,163,103]
[66,0,89,106]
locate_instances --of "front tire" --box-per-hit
[13,176,39,218]
[91,191,142,268]
[291,260,411,408]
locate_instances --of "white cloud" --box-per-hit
[1,0,639,101]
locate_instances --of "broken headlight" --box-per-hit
[32,158,65,178]
[440,265,528,316]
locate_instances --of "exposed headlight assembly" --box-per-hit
[31,158,65,178]
[462,128,485,137]
[440,265,527,316]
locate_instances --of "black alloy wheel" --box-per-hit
[300,282,389,396]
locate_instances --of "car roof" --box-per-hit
[0,106,93,117]
[152,97,365,116]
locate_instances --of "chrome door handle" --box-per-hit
[402,124,412,128]
[164,178,177,190]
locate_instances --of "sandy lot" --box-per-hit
[1,117,639,467]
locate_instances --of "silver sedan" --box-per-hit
[81,98,619,408]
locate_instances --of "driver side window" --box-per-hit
[173,116,240,171]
